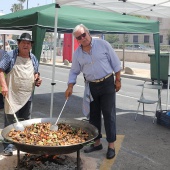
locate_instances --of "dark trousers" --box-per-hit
[4,100,31,127]
[0,93,4,109]
[3,101,31,148]
[89,75,116,143]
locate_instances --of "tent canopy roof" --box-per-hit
[0,3,159,34]
[57,0,170,18]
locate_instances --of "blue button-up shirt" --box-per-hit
[0,48,39,74]
[68,38,121,84]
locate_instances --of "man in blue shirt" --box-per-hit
[65,24,121,159]
[0,33,42,156]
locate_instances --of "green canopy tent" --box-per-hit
[0,3,160,117]
[0,3,159,59]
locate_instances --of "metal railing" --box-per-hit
[40,47,63,62]
[113,44,170,52]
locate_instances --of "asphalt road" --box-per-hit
[1,64,170,170]
[34,64,168,117]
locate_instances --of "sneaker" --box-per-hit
[3,145,13,156]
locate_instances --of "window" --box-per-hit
[160,35,163,43]
[144,35,149,43]
[133,35,138,43]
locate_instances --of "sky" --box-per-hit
[0,0,55,14]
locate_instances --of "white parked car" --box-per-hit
[126,44,154,51]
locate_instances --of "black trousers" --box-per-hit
[0,93,4,109]
[4,100,31,127]
[89,75,116,143]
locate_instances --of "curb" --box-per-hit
[121,74,150,81]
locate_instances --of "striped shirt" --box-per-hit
[68,38,121,84]
[0,48,39,74]
[0,49,5,59]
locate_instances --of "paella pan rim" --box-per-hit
[1,118,98,154]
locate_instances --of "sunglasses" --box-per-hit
[76,33,86,40]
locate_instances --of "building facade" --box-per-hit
[118,17,170,46]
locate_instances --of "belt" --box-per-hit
[91,73,113,83]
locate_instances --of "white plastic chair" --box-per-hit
[135,80,163,123]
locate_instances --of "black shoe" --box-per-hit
[106,148,115,159]
[84,144,103,153]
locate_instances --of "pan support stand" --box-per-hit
[16,149,20,170]
[77,149,81,170]
[16,149,81,170]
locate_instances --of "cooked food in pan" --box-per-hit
[8,122,90,146]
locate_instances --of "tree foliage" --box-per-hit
[11,0,26,13]
[18,0,26,3]
[44,32,53,41]
[10,4,23,12]
[104,34,119,44]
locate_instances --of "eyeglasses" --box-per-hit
[75,33,86,40]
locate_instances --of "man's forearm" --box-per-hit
[68,83,74,89]
[0,69,6,88]
[115,71,121,81]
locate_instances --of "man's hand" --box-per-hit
[34,73,42,87]
[1,85,8,97]
[0,69,8,97]
[65,84,74,99]
[115,80,121,92]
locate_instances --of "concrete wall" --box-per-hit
[115,49,152,63]
[40,49,153,64]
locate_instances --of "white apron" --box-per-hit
[5,56,34,114]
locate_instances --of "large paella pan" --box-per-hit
[1,118,98,155]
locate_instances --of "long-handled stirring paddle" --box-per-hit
[50,99,68,131]
[5,97,25,131]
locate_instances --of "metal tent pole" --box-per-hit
[50,1,60,118]
[166,52,170,110]
[122,34,125,70]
